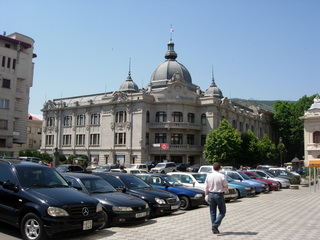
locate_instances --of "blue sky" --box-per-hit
[1,0,319,119]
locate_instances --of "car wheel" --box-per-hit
[21,213,48,240]
[100,210,110,228]
[235,189,241,199]
[278,182,282,188]
[179,196,190,210]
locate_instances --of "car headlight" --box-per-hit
[47,207,69,217]
[245,187,251,190]
[96,202,103,212]
[155,197,166,204]
[261,184,266,187]
[272,183,278,186]
[112,206,133,211]
[194,194,204,198]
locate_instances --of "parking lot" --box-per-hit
[1,184,320,240]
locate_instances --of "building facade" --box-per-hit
[0,32,36,157]
[41,40,273,166]
[300,96,320,167]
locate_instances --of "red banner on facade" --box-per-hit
[160,143,169,150]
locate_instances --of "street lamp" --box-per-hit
[279,137,283,167]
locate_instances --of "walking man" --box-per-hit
[205,162,228,234]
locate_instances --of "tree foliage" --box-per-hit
[204,119,242,165]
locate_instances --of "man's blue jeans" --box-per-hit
[208,192,226,228]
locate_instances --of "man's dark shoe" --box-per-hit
[212,226,220,234]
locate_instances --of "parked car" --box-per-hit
[222,170,269,193]
[150,162,177,173]
[92,164,119,172]
[62,173,150,227]
[241,171,280,191]
[256,165,278,170]
[55,164,92,173]
[176,163,191,172]
[136,173,205,210]
[143,161,159,171]
[91,172,180,217]
[249,170,291,188]
[198,165,214,173]
[223,174,256,198]
[0,159,105,240]
[186,164,201,172]
[128,164,149,171]
[268,168,301,184]
[167,172,238,202]
[110,168,148,174]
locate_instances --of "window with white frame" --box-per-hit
[46,135,54,146]
[63,116,72,126]
[90,134,100,145]
[47,117,55,126]
[116,111,127,123]
[91,113,100,125]
[115,133,126,145]
[0,99,9,109]
[76,114,86,125]
[76,134,85,145]
[63,135,72,145]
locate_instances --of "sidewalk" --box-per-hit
[63,185,320,240]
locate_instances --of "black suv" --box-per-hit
[0,159,105,240]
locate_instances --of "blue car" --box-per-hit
[224,174,256,198]
[222,171,269,193]
[136,173,205,210]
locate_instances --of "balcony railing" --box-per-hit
[149,144,203,151]
[149,122,202,130]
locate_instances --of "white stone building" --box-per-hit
[0,32,36,157]
[300,96,320,167]
[41,40,273,166]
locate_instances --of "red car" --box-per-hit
[242,171,280,191]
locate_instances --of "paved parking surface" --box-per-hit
[1,185,320,240]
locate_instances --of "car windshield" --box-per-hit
[265,170,277,177]
[55,165,68,172]
[120,175,151,189]
[199,167,212,173]
[193,174,207,183]
[96,165,110,170]
[16,166,69,188]
[155,163,166,168]
[237,171,251,180]
[80,178,116,193]
[129,164,138,168]
[163,175,183,186]
[224,174,235,182]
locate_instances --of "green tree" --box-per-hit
[67,154,77,164]
[204,119,242,165]
[240,130,260,167]
[41,153,52,162]
[259,134,277,165]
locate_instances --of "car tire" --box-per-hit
[21,213,48,240]
[278,182,282,188]
[235,189,241,199]
[100,210,110,228]
[179,196,190,210]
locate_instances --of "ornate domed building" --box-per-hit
[41,39,273,167]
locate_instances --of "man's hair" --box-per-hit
[213,162,221,171]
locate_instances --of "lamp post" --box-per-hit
[279,137,283,167]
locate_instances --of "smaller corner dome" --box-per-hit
[119,72,139,93]
[309,96,320,110]
[204,77,223,98]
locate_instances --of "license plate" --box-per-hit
[83,220,92,230]
[171,205,180,210]
[135,212,147,218]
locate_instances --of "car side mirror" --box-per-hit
[3,181,19,192]
[163,183,170,188]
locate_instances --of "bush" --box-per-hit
[290,176,298,184]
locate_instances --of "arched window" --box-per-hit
[313,131,320,143]
[188,113,195,123]
[172,112,183,122]
[156,111,167,122]
[201,113,206,125]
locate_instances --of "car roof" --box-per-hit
[62,172,99,179]
[0,158,45,167]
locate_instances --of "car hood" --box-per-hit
[24,187,97,206]
[227,181,254,188]
[91,191,146,207]
[128,187,176,200]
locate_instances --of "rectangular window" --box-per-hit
[91,113,100,125]
[172,112,183,122]
[146,133,149,145]
[45,135,54,146]
[115,133,126,145]
[156,111,167,122]
[27,126,31,133]
[90,134,100,145]
[47,117,55,126]
[7,58,11,68]
[171,133,183,144]
[76,134,85,145]
[187,134,195,145]
[1,56,5,67]
[0,119,8,129]
[155,133,167,143]
[77,114,86,125]
[116,111,127,123]
[0,99,9,109]
[12,59,16,69]
[63,135,72,145]
[188,113,195,123]
[201,135,206,146]
[2,79,10,88]
[63,115,72,126]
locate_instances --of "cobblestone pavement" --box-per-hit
[64,185,320,240]
[1,185,320,240]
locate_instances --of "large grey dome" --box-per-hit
[119,71,139,93]
[204,76,223,98]
[150,41,193,90]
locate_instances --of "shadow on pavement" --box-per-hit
[218,231,258,236]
